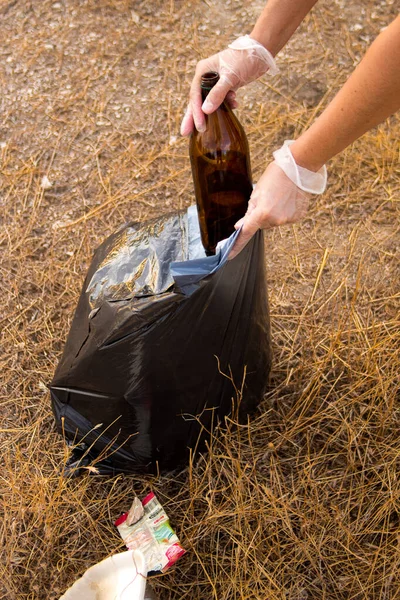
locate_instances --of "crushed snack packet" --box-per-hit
[127,496,145,526]
[114,492,186,573]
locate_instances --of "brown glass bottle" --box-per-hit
[189,72,253,255]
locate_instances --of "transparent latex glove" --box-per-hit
[181,35,278,136]
[229,141,327,259]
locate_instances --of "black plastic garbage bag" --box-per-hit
[50,207,271,475]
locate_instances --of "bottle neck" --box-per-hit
[201,86,212,103]
[200,72,219,104]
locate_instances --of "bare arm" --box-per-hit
[290,15,400,171]
[230,15,400,258]
[250,0,319,56]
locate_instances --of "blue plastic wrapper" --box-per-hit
[50,207,271,475]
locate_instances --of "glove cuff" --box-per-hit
[228,35,279,76]
[273,140,327,194]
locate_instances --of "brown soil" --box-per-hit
[1,1,399,599]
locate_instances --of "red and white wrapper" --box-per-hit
[115,492,186,573]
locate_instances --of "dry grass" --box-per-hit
[1,0,399,598]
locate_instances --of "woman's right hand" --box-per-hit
[229,140,328,259]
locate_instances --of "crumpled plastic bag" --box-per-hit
[115,492,185,573]
[50,206,271,475]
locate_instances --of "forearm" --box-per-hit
[291,15,400,172]
[250,0,318,56]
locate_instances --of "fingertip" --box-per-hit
[180,124,192,137]
[205,81,231,113]
[193,114,206,133]
[180,110,194,136]
[234,217,244,230]
[201,98,214,114]
[191,102,206,132]
[228,237,245,260]
[180,119,188,136]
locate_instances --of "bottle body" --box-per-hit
[189,73,252,255]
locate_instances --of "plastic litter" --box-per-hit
[115,492,185,573]
[59,549,147,600]
[50,206,271,475]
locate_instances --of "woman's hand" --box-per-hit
[229,140,327,258]
[180,36,277,136]
[229,162,311,258]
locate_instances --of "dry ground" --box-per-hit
[1,0,399,598]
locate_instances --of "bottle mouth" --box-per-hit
[200,71,220,90]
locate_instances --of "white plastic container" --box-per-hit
[60,549,147,600]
